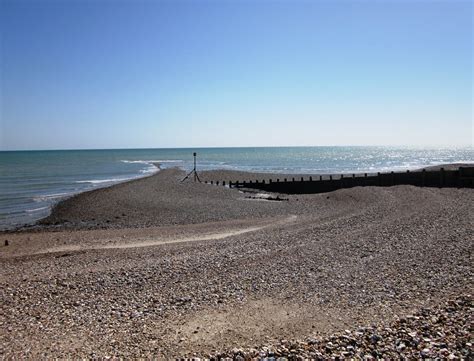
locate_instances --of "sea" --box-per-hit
[0,146,472,230]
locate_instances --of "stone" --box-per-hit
[421,348,430,356]
[370,334,381,344]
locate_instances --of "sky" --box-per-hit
[0,0,472,150]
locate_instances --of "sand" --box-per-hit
[0,166,472,358]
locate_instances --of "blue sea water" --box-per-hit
[0,146,472,230]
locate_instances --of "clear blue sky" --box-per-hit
[0,0,472,150]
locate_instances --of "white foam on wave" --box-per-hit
[121,159,183,164]
[76,161,162,185]
[139,166,156,174]
[33,192,72,202]
[26,206,49,213]
[75,178,132,184]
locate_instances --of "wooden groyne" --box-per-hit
[205,167,474,194]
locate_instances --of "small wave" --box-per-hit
[75,177,133,184]
[76,164,161,183]
[121,159,183,164]
[26,206,49,213]
[139,165,158,174]
[33,192,72,202]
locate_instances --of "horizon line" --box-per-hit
[1,144,473,152]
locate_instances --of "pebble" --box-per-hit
[210,297,473,359]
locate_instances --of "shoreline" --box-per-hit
[0,163,162,233]
[2,162,472,234]
[2,145,472,231]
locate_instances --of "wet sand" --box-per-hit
[1,166,472,358]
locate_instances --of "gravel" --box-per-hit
[211,296,473,359]
[1,166,472,358]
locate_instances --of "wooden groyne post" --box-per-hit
[219,167,474,194]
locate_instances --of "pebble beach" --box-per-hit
[1,165,472,358]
